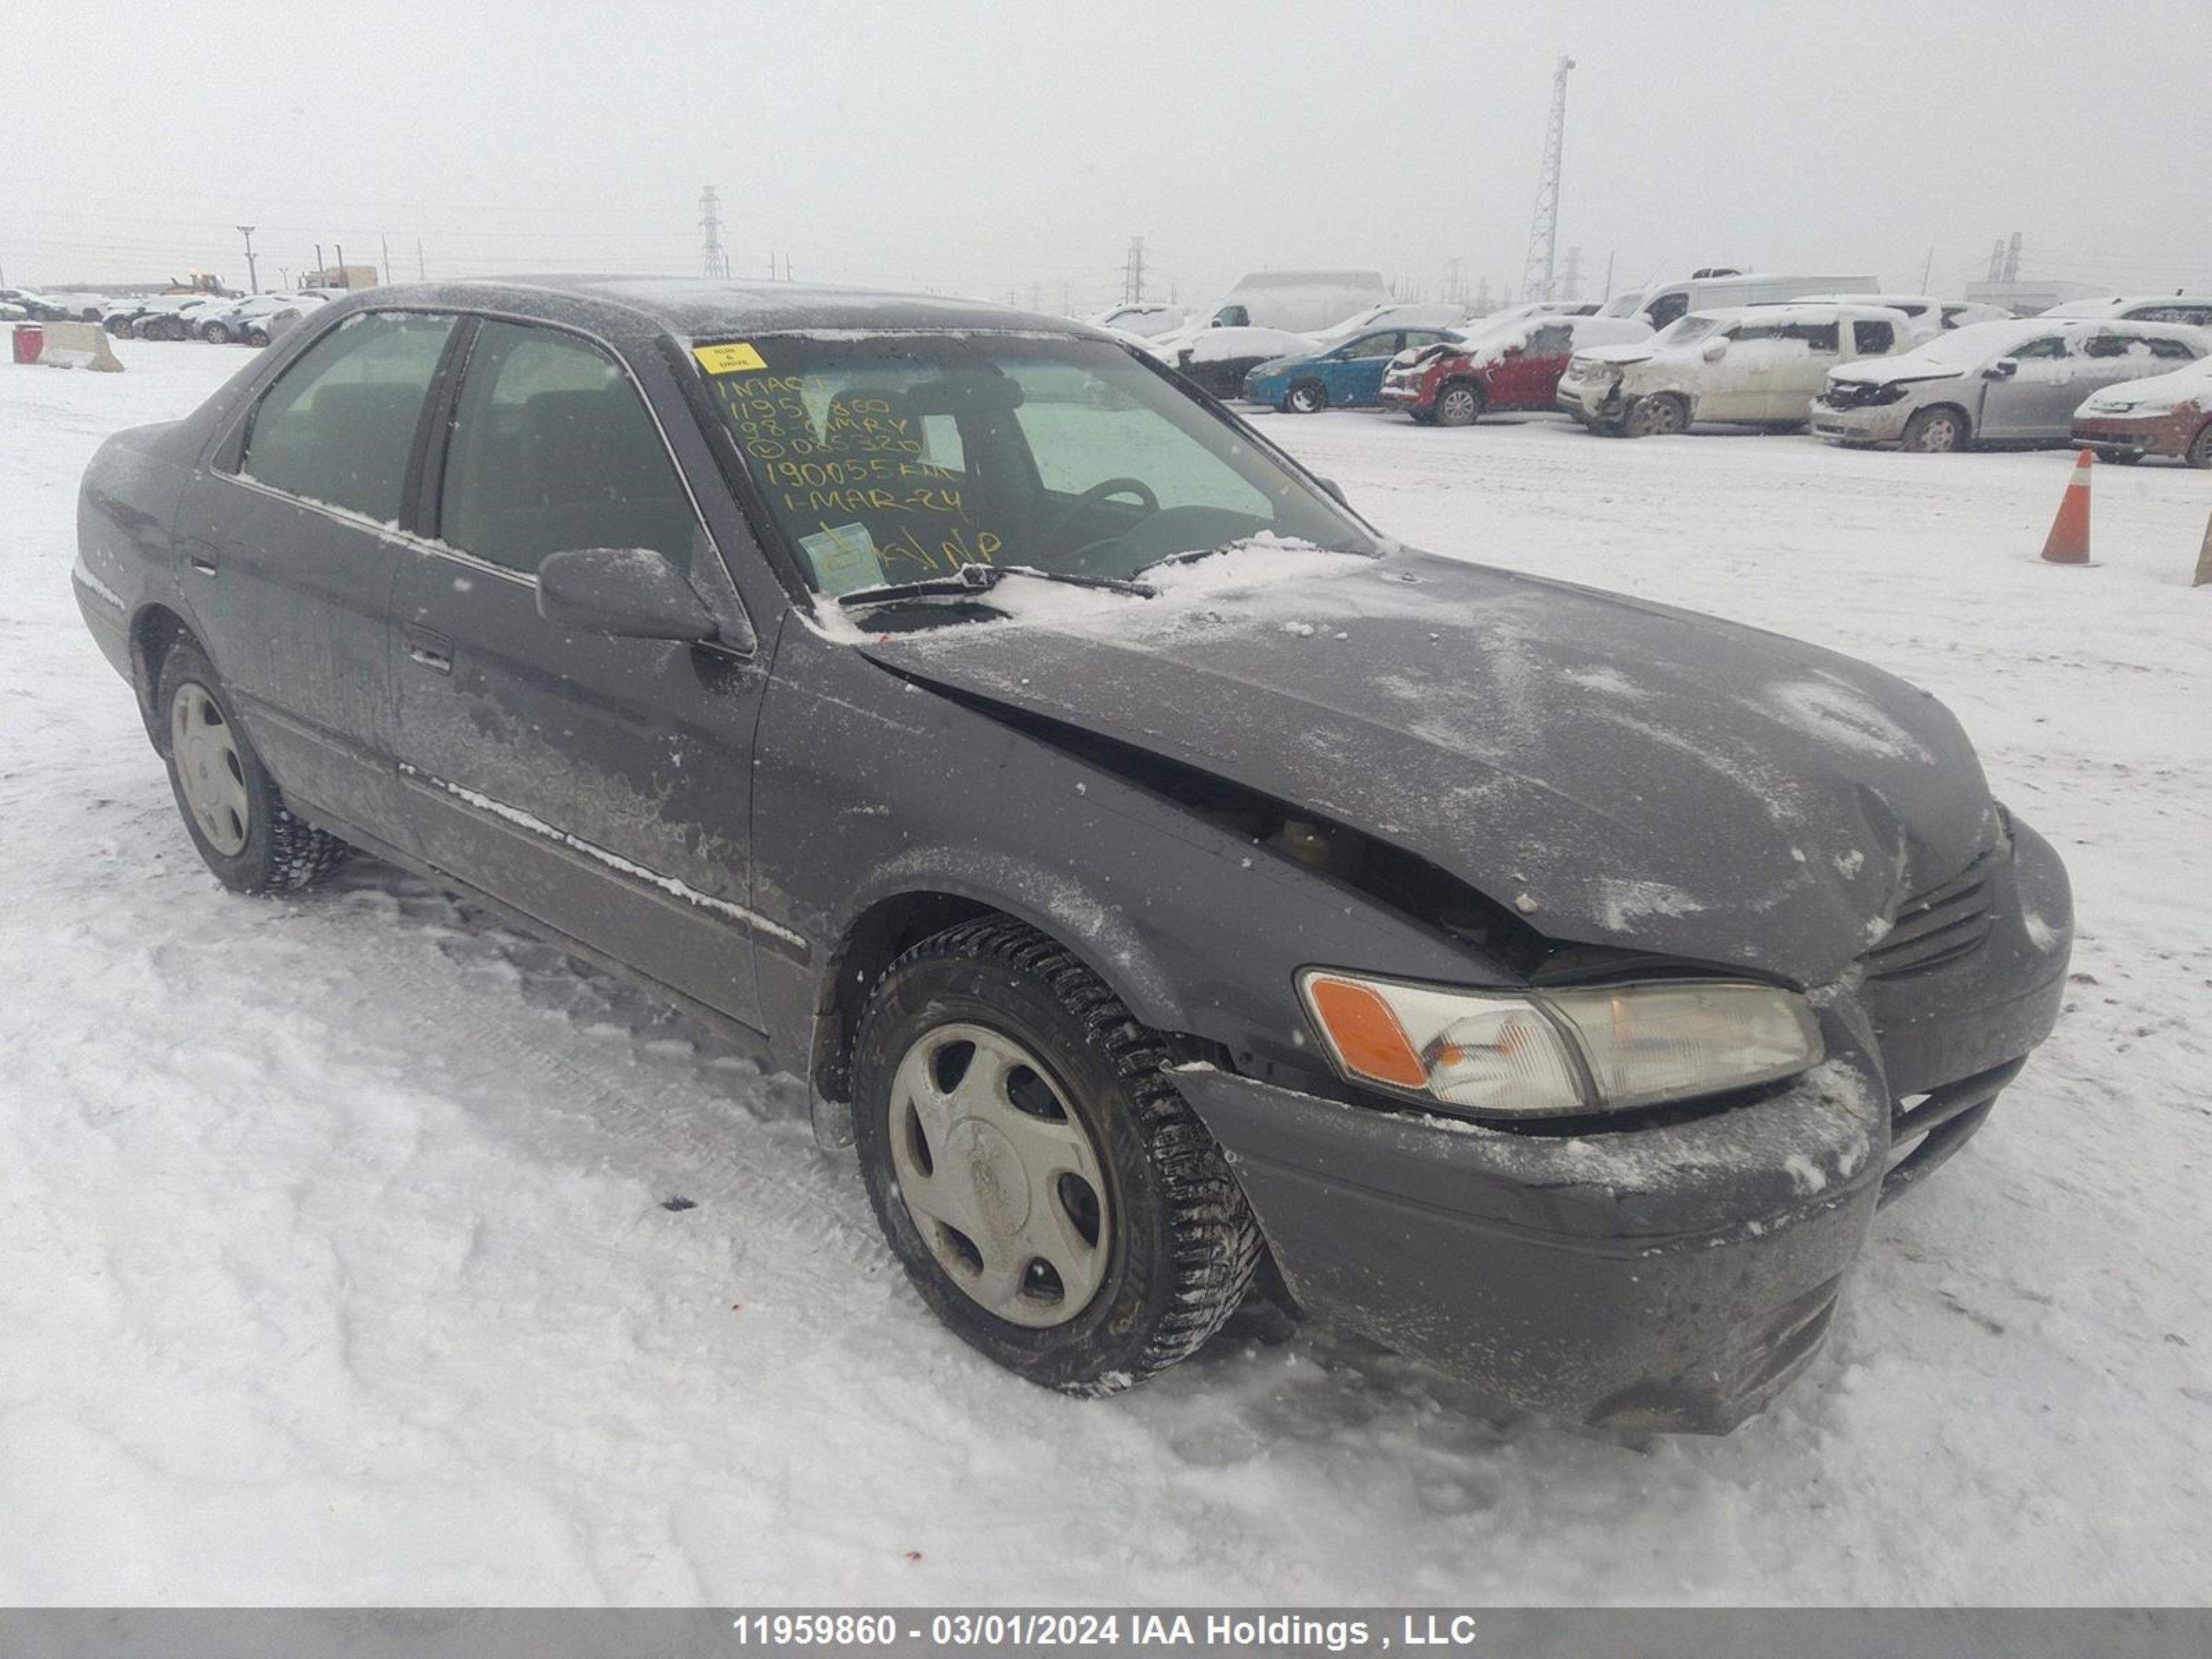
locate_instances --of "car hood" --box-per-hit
[1830,359,1966,387]
[852,547,1995,986]
[1572,342,1656,368]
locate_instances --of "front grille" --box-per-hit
[1880,1057,2023,1205]
[1862,852,1995,982]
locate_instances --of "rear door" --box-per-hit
[173,310,458,841]
[388,316,776,1029]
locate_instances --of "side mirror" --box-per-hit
[1985,357,2019,379]
[537,547,717,642]
[1701,339,1729,362]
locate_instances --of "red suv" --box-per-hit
[1382,316,1650,427]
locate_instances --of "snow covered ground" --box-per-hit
[4,344,2210,1606]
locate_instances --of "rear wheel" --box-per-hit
[1622,392,1689,438]
[2186,422,2212,469]
[1434,380,1485,427]
[1902,406,1968,453]
[198,321,229,344]
[1284,378,1328,414]
[244,326,271,348]
[157,642,349,893]
[851,917,1262,1394]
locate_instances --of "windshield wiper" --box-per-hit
[836,563,1150,607]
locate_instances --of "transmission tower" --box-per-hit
[1519,55,1575,303]
[1123,236,1146,305]
[2001,230,2023,283]
[700,186,731,279]
[1559,245,1584,301]
[1985,238,2007,281]
[1442,256,1464,305]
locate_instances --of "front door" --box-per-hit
[1320,331,1403,406]
[172,310,458,838]
[388,317,776,1030]
[1974,334,2080,440]
[1492,321,1575,409]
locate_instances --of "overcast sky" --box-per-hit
[8,0,2211,309]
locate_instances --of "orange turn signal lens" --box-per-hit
[1304,974,1429,1089]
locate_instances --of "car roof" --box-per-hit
[324,274,1106,344]
[1689,303,1904,324]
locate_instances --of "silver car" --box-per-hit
[1810,318,2208,452]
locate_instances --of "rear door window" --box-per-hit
[437,321,699,574]
[240,312,454,524]
[1526,323,1574,356]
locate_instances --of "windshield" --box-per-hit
[698,333,1376,597]
[1902,320,2048,368]
[1653,316,1720,347]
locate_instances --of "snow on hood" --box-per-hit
[1573,340,1657,366]
[852,545,1996,986]
[1183,326,1316,366]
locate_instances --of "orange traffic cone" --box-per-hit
[2040,449,2094,565]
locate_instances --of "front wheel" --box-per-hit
[1901,406,1969,453]
[157,642,349,893]
[851,917,1262,1395]
[199,321,229,344]
[1622,392,1689,438]
[1284,378,1328,414]
[2189,422,2212,470]
[1434,380,1485,427]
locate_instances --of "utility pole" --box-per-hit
[1123,235,1145,306]
[335,243,348,287]
[315,243,325,283]
[1919,245,1935,292]
[1519,54,1575,304]
[1601,248,1616,301]
[380,233,391,287]
[235,225,259,292]
[700,186,730,279]
[416,238,426,281]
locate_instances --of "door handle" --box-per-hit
[183,540,220,577]
[402,624,453,674]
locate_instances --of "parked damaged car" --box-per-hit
[2072,355,2212,468]
[1381,314,1652,425]
[73,279,2072,1432]
[1559,303,1917,436]
[1811,318,2207,452]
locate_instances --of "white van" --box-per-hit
[1204,268,1394,333]
[1557,303,1915,436]
[1597,272,1879,332]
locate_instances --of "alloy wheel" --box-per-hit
[888,1022,1111,1329]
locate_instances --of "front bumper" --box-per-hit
[1178,817,2072,1434]
[1810,396,1914,446]
[1555,373,1623,423]
[2072,410,2199,460]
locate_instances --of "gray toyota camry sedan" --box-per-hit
[71,278,2072,1432]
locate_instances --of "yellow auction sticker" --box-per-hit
[693,341,768,374]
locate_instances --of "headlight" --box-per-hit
[1297,971,1823,1119]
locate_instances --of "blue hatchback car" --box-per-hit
[1243,327,1460,413]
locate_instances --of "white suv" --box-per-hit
[1557,304,1914,437]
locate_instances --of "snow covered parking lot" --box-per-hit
[4,344,2211,1604]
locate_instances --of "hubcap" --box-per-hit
[1443,390,1476,421]
[169,682,251,855]
[888,1022,1112,1329]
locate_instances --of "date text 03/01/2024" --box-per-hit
[727,1611,1485,1650]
